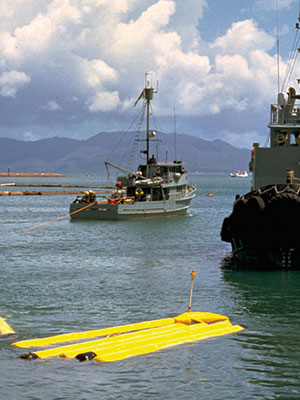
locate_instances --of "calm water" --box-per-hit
[1,174,300,399]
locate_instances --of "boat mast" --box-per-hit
[276,0,280,94]
[144,78,153,164]
[134,73,158,165]
[174,101,177,161]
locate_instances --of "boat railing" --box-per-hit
[270,104,300,125]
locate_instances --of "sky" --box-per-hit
[0,0,300,148]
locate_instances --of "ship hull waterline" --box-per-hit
[70,195,195,221]
[230,241,300,269]
[221,183,300,269]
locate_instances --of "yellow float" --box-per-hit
[13,271,244,362]
[14,311,243,362]
[0,317,15,335]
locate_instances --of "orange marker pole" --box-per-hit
[188,270,196,313]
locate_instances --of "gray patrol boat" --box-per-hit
[221,14,300,268]
[70,78,196,220]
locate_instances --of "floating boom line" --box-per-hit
[23,202,96,232]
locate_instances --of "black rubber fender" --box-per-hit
[75,351,97,362]
[233,198,247,214]
[20,352,39,360]
[246,195,265,213]
[265,192,300,245]
[220,217,231,242]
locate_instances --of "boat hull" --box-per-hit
[70,195,195,220]
[229,241,300,269]
[221,184,300,269]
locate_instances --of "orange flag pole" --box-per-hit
[188,270,196,313]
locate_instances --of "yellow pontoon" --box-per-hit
[13,312,243,362]
[12,271,244,362]
[0,317,15,335]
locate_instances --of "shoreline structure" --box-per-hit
[0,173,114,196]
[0,173,64,177]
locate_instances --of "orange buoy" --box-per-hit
[207,193,214,197]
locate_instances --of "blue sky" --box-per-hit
[0,0,300,148]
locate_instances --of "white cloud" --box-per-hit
[87,91,120,112]
[0,0,81,62]
[0,70,30,97]
[82,0,129,14]
[0,0,289,147]
[22,130,37,141]
[0,2,14,18]
[211,20,275,57]
[41,100,61,111]
[109,0,176,64]
[81,59,118,87]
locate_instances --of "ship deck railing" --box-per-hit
[270,104,300,125]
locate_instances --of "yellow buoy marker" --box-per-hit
[0,317,15,335]
[13,271,244,362]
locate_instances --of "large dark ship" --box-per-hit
[221,14,300,268]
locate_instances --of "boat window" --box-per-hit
[152,188,161,201]
[290,134,296,145]
[127,187,136,197]
[163,188,169,200]
[294,132,300,145]
[160,167,168,177]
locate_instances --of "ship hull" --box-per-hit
[70,195,195,220]
[221,184,300,269]
[230,241,300,269]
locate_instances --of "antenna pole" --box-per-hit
[276,0,280,94]
[146,95,150,163]
[188,270,196,313]
[144,73,154,164]
[174,101,177,161]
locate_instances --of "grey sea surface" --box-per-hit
[1,173,299,399]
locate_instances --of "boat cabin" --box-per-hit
[137,161,185,181]
[250,86,300,190]
[115,161,188,202]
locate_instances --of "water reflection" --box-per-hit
[221,261,300,397]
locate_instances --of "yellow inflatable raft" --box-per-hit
[13,311,243,362]
[0,317,15,335]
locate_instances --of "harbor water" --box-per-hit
[1,173,300,399]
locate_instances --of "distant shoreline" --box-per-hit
[0,173,64,177]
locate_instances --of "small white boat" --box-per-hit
[230,170,248,178]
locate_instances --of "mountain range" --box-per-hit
[0,131,250,173]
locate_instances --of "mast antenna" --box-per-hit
[134,73,158,164]
[173,101,177,161]
[276,0,280,94]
